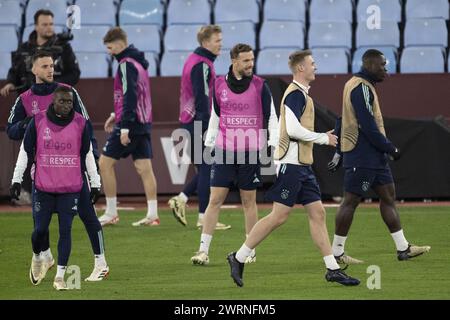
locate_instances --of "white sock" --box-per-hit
[146,200,158,220]
[41,248,53,260]
[198,213,204,221]
[236,243,253,263]
[199,233,212,254]
[95,254,107,268]
[323,255,340,270]
[56,265,67,279]
[105,197,117,216]
[178,192,188,203]
[332,235,347,257]
[33,253,41,261]
[391,229,409,251]
[245,235,256,257]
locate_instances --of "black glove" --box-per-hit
[90,187,101,204]
[389,148,401,161]
[20,117,32,129]
[327,152,342,172]
[10,182,21,200]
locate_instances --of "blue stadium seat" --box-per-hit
[356,0,401,23]
[119,0,164,27]
[352,46,397,73]
[406,0,449,20]
[25,0,68,26]
[121,25,160,54]
[112,51,157,76]
[263,0,306,22]
[310,0,353,23]
[256,48,293,75]
[22,24,63,42]
[0,51,12,79]
[76,52,110,78]
[260,21,304,50]
[144,51,157,76]
[164,24,202,52]
[308,22,352,49]
[400,47,445,73]
[215,0,259,24]
[356,21,400,48]
[0,26,18,52]
[167,0,211,25]
[5,0,28,6]
[404,19,448,48]
[312,48,349,74]
[75,0,116,26]
[0,0,23,27]
[214,50,231,75]
[220,22,255,50]
[71,25,110,52]
[160,51,189,76]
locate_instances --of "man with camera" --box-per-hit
[0,9,80,97]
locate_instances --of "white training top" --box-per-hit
[276,80,329,166]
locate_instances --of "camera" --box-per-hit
[51,30,74,54]
[12,30,74,92]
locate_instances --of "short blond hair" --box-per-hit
[197,25,222,45]
[288,49,312,73]
[103,27,127,44]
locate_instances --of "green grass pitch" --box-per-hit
[0,205,449,300]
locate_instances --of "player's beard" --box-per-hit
[239,68,253,78]
[36,75,53,84]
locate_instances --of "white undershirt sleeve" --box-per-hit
[285,106,329,145]
[204,100,220,148]
[267,96,279,147]
[11,141,28,184]
[85,143,101,188]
